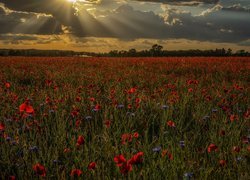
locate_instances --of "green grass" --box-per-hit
[0,57,249,179]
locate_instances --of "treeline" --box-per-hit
[0,49,91,57]
[0,44,249,57]
[102,44,250,57]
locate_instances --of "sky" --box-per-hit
[0,0,249,52]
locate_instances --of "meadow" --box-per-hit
[0,57,249,179]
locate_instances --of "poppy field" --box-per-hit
[0,57,249,179]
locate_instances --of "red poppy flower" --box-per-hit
[133,132,139,138]
[33,163,46,177]
[135,98,141,104]
[89,97,95,102]
[244,109,249,119]
[94,104,101,111]
[0,122,5,131]
[188,88,193,93]
[104,120,111,128]
[19,100,35,114]
[71,108,80,117]
[114,154,127,167]
[88,162,96,170]
[207,144,218,153]
[167,120,176,127]
[230,115,238,122]
[120,162,132,174]
[127,104,132,109]
[232,146,240,153]
[5,82,11,88]
[76,135,85,146]
[9,176,16,180]
[161,149,173,160]
[241,136,249,144]
[129,152,144,165]
[70,169,82,177]
[75,96,81,102]
[219,130,226,136]
[219,160,226,167]
[121,133,133,145]
[128,87,137,94]
[63,148,71,153]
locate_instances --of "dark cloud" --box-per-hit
[222,4,250,13]
[69,4,250,43]
[133,0,219,5]
[0,0,249,45]
[0,0,76,27]
[0,5,62,35]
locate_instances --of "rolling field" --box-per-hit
[0,57,249,179]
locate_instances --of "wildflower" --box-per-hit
[162,105,169,109]
[19,99,35,114]
[5,82,11,88]
[135,98,141,104]
[230,114,239,122]
[53,160,61,165]
[161,149,173,160]
[6,136,11,141]
[184,172,194,179]
[0,122,5,132]
[117,104,124,109]
[121,133,133,145]
[120,162,132,174]
[29,146,39,153]
[188,88,193,93]
[219,130,226,136]
[76,135,85,146]
[75,96,81,102]
[33,163,46,177]
[127,104,132,109]
[167,120,175,127]
[88,162,96,170]
[71,108,80,117]
[219,160,226,167]
[63,148,71,153]
[114,154,127,167]
[152,146,161,153]
[202,115,210,121]
[85,116,92,121]
[212,108,218,113]
[70,169,82,177]
[9,176,16,180]
[232,146,240,153]
[93,104,101,111]
[180,141,185,148]
[127,87,137,94]
[241,136,249,144]
[207,144,218,153]
[104,120,111,128]
[236,156,243,163]
[129,152,144,165]
[133,132,139,138]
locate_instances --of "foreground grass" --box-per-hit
[0,57,249,179]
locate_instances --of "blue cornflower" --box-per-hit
[184,172,194,179]
[85,116,92,121]
[117,104,124,109]
[180,140,185,148]
[202,115,210,121]
[152,146,161,153]
[162,105,169,110]
[29,146,39,152]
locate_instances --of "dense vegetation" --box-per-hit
[0,57,249,179]
[1,45,249,57]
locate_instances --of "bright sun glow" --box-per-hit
[67,0,77,2]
